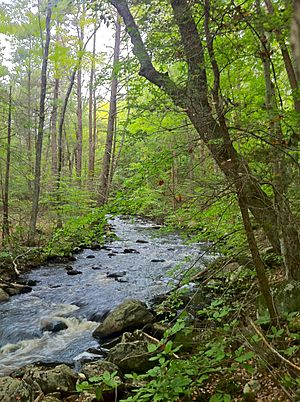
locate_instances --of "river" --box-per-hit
[0,216,215,375]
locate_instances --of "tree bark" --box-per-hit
[98,14,121,205]
[292,0,300,76]
[88,24,97,181]
[257,0,300,281]
[237,188,278,324]
[2,85,12,243]
[76,67,83,180]
[29,0,52,242]
[51,78,59,181]
[57,69,77,190]
[264,0,300,113]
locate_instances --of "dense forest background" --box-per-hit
[1,0,300,306]
[2,0,300,400]
[1,1,300,288]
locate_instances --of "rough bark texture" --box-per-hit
[292,0,300,75]
[29,1,52,241]
[98,15,121,205]
[258,1,300,281]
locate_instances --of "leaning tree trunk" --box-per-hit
[237,187,278,324]
[29,0,52,242]
[98,14,121,205]
[109,0,281,254]
[2,85,12,243]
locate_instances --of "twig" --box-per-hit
[248,317,300,375]
[141,331,180,359]
[12,248,33,276]
[34,393,44,402]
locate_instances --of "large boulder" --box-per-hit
[80,360,121,379]
[107,340,154,373]
[93,299,154,341]
[0,376,33,402]
[23,364,77,395]
[258,280,300,318]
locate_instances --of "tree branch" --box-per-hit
[109,0,186,108]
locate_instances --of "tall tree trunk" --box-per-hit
[98,14,121,205]
[237,187,278,324]
[292,0,300,76]
[88,25,97,181]
[76,11,84,182]
[29,1,52,242]
[51,78,59,182]
[263,0,300,114]
[257,0,300,281]
[57,27,97,193]
[26,43,33,191]
[76,67,83,180]
[2,85,12,243]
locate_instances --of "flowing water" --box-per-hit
[0,216,215,375]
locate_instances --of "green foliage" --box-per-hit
[45,208,107,257]
[76,370,121,401]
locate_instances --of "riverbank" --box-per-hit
[0,255,297,401]
[0,216,299,401]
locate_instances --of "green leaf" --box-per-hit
[95,386,103,401]
[147,343,158,353]
[235,351,254,363]
[164,340,173,354]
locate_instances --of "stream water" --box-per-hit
[0,216,215,375]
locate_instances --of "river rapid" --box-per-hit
[0,216,215,375]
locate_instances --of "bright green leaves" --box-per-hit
[76,370,121,401]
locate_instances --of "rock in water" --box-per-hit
[0,377,33,402]
[40,319,68,333]
[106,271,126,279]
[123,248,140,254]
[92,299,154,341]
[0,288,10,302]
[67,270,82,276]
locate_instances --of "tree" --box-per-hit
[88,23,97,181]
[2,85,12,243]
[29,0,52,242]
[98,13,121,205]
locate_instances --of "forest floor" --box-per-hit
[153,255,300,402]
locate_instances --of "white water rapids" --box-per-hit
[0,216,215,375]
